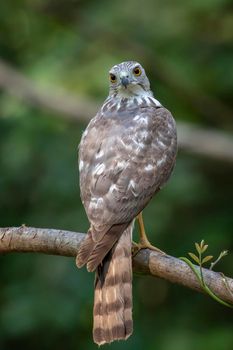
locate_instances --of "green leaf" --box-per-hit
[200,240,205,249]
[195,243,201,254]
[219,250,228,259]
[201,244,208,253]
[188,252,200,264]
[202,255,213,264]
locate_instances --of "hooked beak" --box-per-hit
[120,76,130,88]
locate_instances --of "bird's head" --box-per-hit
[108,61,151,98]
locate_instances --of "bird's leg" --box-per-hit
[132,212,165,256]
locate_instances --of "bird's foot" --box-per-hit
[132,238,165,257]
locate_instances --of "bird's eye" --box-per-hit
[109,73,117,83]
[133,66,142,76]
[133,66,141,76]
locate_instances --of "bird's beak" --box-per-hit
[120,76,130,88]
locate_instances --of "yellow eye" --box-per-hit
[133,66,142,76]
[109,73,117,83]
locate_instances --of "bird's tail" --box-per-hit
[93,224,133,345]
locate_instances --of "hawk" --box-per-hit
[76,61,177,345]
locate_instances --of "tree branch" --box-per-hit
[0,226,232,305]
[0,58,233,163]
[0,58,97,120]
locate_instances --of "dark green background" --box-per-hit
[0,1,232,349]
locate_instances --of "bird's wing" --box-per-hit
[79,104,177,234]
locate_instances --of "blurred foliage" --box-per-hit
[0,0,233,349]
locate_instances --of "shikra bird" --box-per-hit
[76,61,177,345]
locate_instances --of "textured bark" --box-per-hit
[0,226,232,304]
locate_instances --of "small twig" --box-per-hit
[210,251,228,270]
[180,257,233,308]
[182,240,233,308]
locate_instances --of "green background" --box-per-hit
[0,0,232,349]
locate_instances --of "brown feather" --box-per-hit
[76,231,94,268]
[93,223,133,346]
[76,222,130,271]
[87,222,130,272]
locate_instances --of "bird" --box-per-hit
[76,61,177,345]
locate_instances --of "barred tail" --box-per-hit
[93,224,133,345]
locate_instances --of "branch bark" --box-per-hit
[1,226,232,305]
[0,58,233,163]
